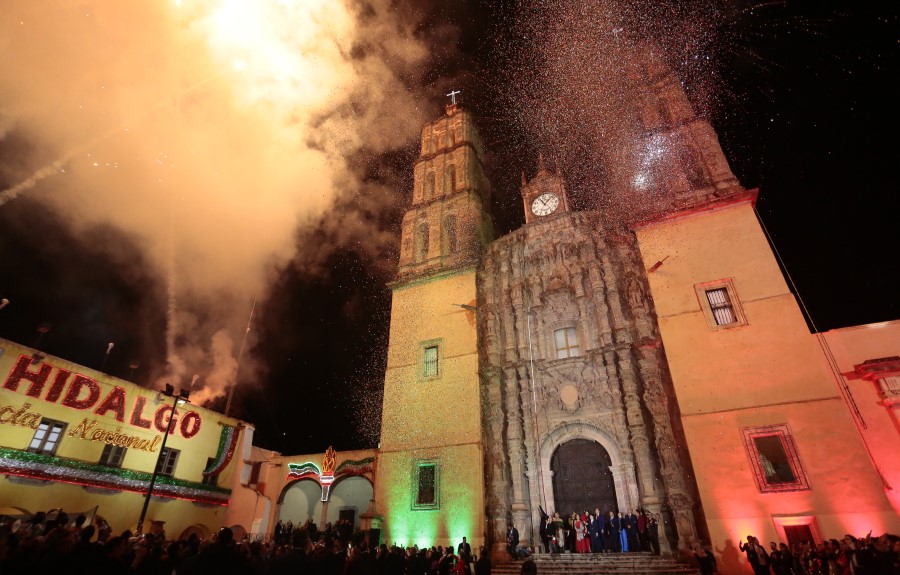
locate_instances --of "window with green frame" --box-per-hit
[412,460,440,510]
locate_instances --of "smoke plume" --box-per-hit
[0,0,442,403]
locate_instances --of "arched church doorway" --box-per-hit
[551,439,617,515]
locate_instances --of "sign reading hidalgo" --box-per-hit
[3,355,203,439]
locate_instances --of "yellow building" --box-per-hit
[0,338,250,539]
[375,104,491,549]
[374,52,899,569]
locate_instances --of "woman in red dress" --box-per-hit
[574,513,590,553]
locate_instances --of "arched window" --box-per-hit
[444,164,456,193]
[415,222,430,262]
[443,216,458,255]
[424,172,436,199]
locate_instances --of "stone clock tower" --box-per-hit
[375,103,494,549]
[520,154,571,224]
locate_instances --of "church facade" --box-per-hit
[373,53,900,565]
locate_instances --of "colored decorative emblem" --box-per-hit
[202,424,240,478]
[285,447,375,502]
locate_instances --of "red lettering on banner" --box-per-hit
[180,411,202,438]
[94,386,127,422]
[62,375,101,410]
[45,370,71,403]
[129,396,153,429]
[3,355,52,397]
[154,405,179,435]
[2,355,204,439]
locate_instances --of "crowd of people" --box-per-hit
[536,508,661,555]
[714,532,900,575]
[0,511,493,575]
[2,509,898,575]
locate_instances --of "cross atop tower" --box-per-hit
[446,90,461,105]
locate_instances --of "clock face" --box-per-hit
[531,192,560,216]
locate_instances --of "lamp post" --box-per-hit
[136,383,189,535]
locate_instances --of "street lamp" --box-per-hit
[136,383,190,535]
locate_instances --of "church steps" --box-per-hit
[489,552,699,575]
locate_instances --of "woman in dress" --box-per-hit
[574,513,589,553]
[551,512,565,552]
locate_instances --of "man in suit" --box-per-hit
[624,510,639,552]
[589,509,605,553]
[458,537,472,562]
[506,525,519,559]
[739,535,772,575]
[608,511,621,553]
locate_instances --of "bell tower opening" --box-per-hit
[550,439,618,516]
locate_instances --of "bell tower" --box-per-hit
[397,104,494,280]
[376,103,493,549]
[520,154,571,224]
[631,48,743,207]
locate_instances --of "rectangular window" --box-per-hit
[554,327,581,359]
[705,288,737,325]
[99,444,127,468]
[155,448,180,477]
[28,418,67,455]
[424,345,439,377]
[695,279,747,330]
[741,425,809,493]
[412,460,440,510]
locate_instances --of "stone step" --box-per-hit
[489,554,699,575]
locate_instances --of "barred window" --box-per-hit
[554,327,581,359]
[28,418,66,455]
[156,448,180,477]
[99,444,127,468]
[706,287,737,325]
[424,345,439,377]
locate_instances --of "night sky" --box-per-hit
[0,1,896,455]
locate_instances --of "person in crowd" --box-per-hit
[739,535,771,575]
[637,510,648,551]
[551,512,565,552]
[458,536,472,562]
[474,546,491,575]
[647,513,660,555]
[538,508,550,553]
[589,510,605,553]
[506,524,519,560]
[520,558,537,575]
[438,546,457,575]
[692,543,717,575]
[574,513,589,553]
[607,511,620,553]
[769,541,793,575]
[624,510,639,552]
[616,511,628,553]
